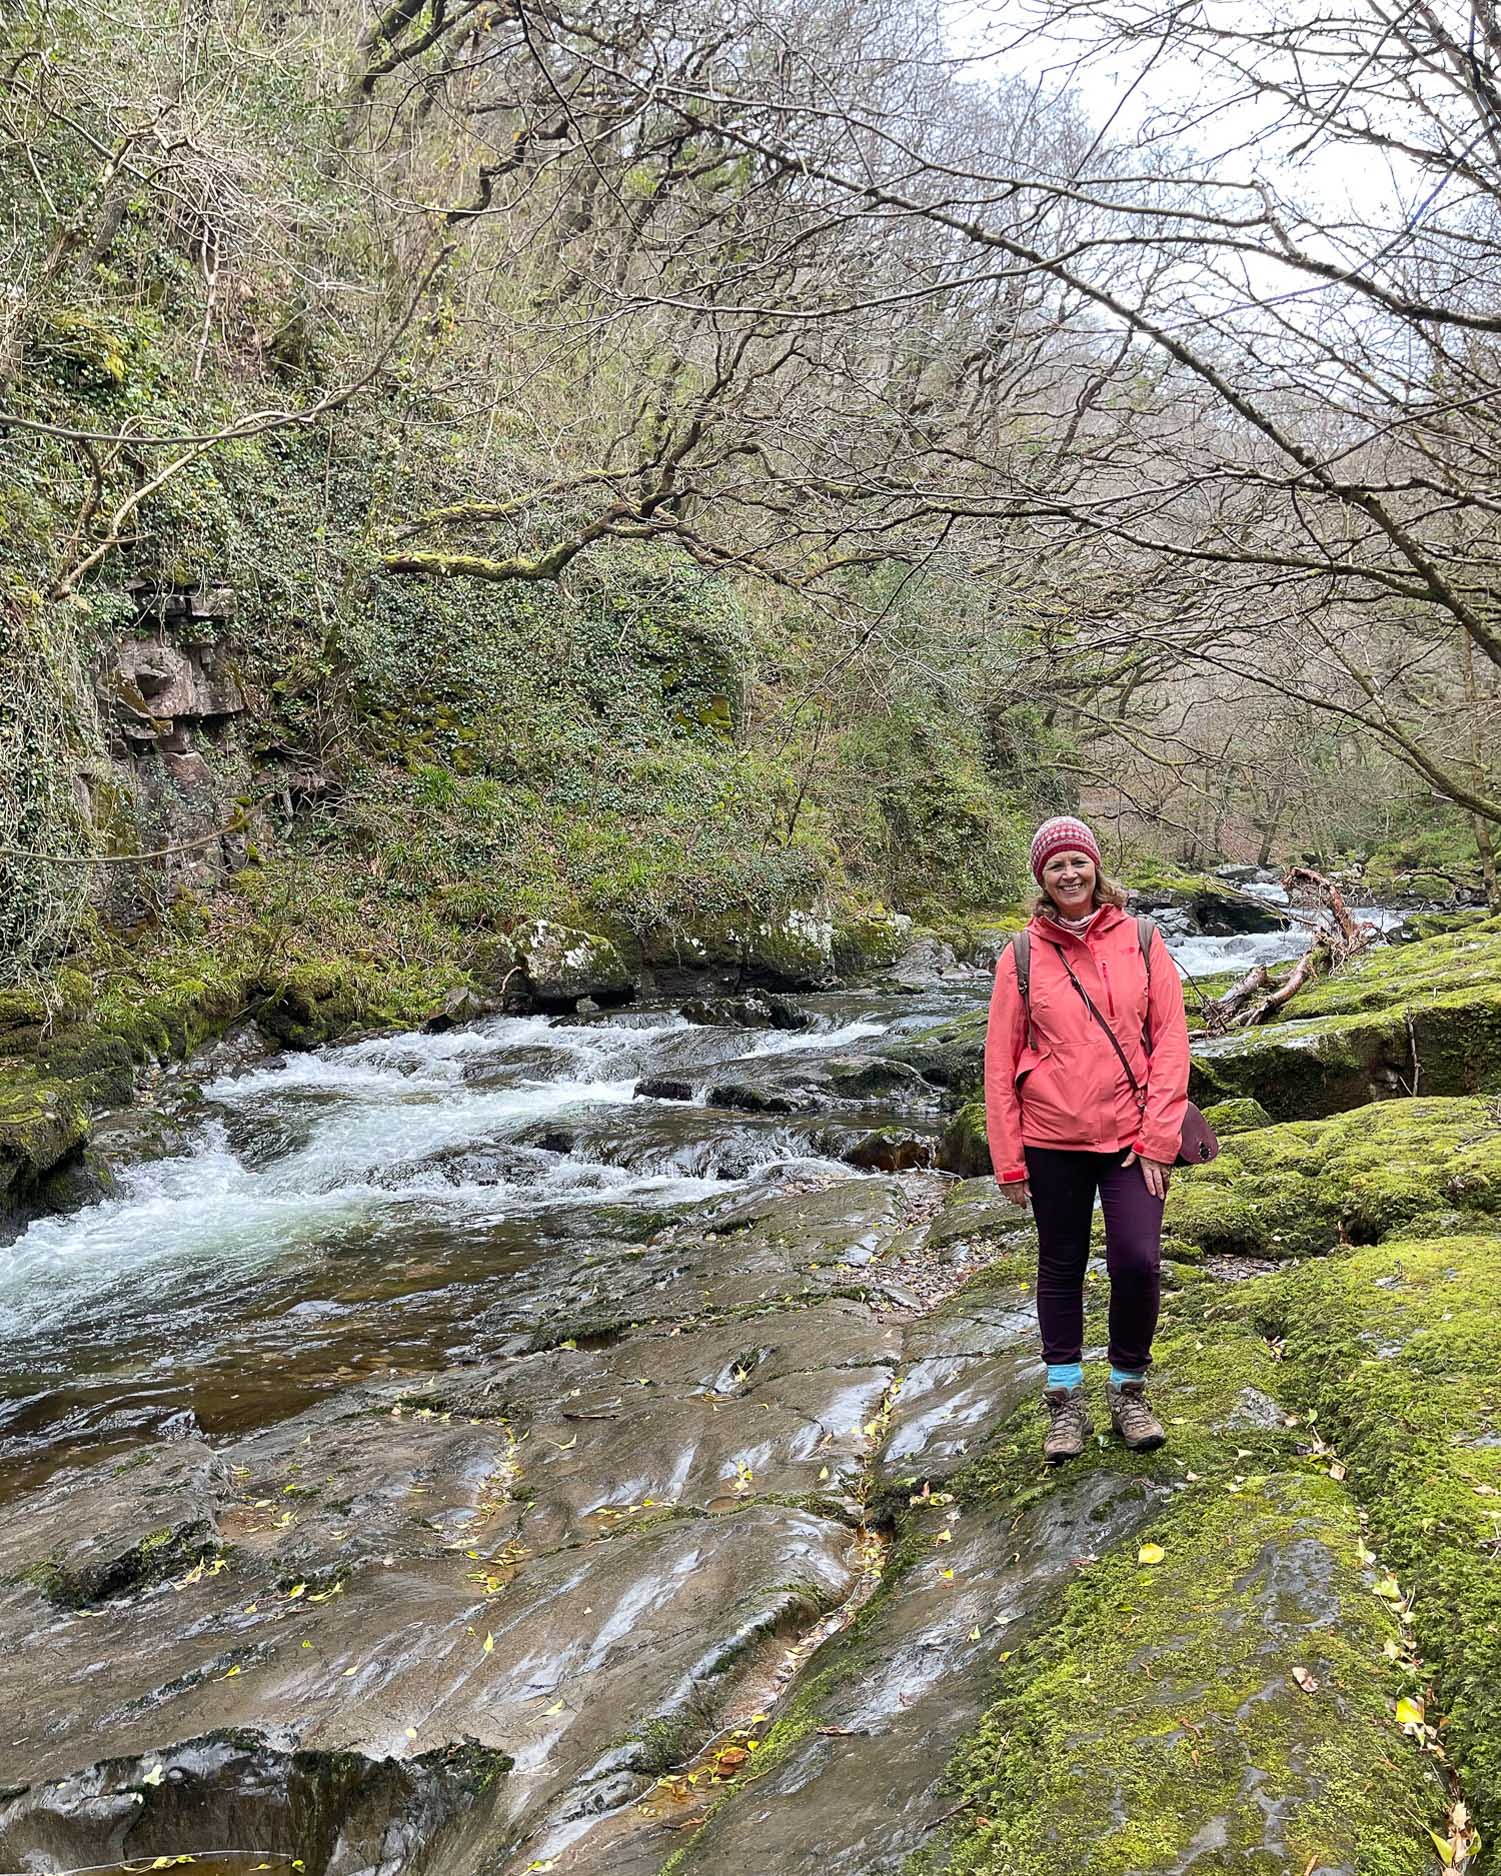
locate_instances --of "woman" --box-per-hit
[984,816,1190,1463]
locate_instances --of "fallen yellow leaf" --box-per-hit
[1137,1543,1165,1567]
[1395,1696,1425,1727]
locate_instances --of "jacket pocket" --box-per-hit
[1014,1044,1052,1090]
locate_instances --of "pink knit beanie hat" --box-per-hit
[1030,815,1101,884]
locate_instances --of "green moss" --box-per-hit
[939,1100,991,1177]
[935,1283,1442,1876]
[1245,1233,1501,1842]
[938,1473,1440,1875]
[0,1068,89,1197]
[832,909,913,973]
[1198,1096,1271,1134]
[886,1007,987,1093]
[1161,1096,1501,1261]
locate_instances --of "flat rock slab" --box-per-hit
[651,1473,1156,1876]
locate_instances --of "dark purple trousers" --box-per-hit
[1024,1145,1164,1372]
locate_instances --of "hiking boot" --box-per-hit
[1108,1378,1166,1451]
[1042,1385,1092,1463]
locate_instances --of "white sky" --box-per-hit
[941,0,1418,225]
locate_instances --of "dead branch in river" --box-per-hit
[1193,869,1379,1035]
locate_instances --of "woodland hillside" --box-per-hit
[3,0,1497,1005]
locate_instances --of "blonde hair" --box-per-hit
[1028,871,1130,920]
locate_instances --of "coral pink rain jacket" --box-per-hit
[983,905,1191,1184]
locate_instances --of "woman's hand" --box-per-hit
[1123,1151,1172,1200]
[1001,1179,1031,1208]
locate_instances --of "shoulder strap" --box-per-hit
[1008,930,1035,1049]
[1135,913,1156,1049]
[1011,929,1030,1000]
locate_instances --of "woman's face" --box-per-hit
[1042,849,1096,914]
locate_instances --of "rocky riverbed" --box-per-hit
[2,908,1498,1875]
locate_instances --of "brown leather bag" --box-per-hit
[1010,916,1220,1169]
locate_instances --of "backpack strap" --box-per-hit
[1136,913,1156,1050]
[1008,929,1035,1050]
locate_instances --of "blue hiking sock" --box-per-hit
[1046,1362,1084,1392]
[1109,1366,1147,1388]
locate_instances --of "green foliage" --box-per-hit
[836,708,1031,914]
[0,579,105,974]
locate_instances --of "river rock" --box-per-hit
[838,1126,937,1173]
[510,920,635,1010]
[679,993,809,1030]
[824,1056,938,1103]
[704,1079,811,1115]
[1131,872,1287,935]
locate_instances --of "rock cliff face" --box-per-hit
[95,590,255,922]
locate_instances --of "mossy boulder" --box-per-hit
[511,918,634,1008]
[885,1007,987,1093]
[939,1098,990,1176]
[0,1069,90,1202]
[831,909,913,974]
[1192,980,1501,1123]
[1162,1096,1501,1262]
[1128,866,1286,934]
[1199,1095,1271,1134]
[1192,916,1501,1122]
[251,962,370,1050]
[738,908,837,987]
[1248,1233,1501,1843]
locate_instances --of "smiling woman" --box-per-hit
[984,815,1191,1464]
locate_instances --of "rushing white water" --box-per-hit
[0,1002,907,1354]
[1168,905,1405,981]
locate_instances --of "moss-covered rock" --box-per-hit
[1190,917,1501,1122]
[939,1098,991,1177]
[886,1008,988,1094]
[938,1471,1442,1875]
[1246,1233,1501,1844]
[511,918,634,1007]
[250,961,371,1049]
[831,909,913,974]
[936,1276,1445,1875]
[1128,865,1287,935]
[0,1070,90,1201]
[1162,1096,1501,1262]
[1199,1095,1271,1134]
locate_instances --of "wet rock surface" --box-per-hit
[0,1173,1003,1873]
